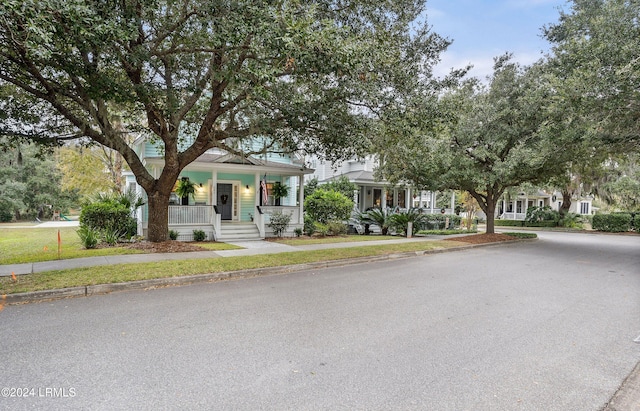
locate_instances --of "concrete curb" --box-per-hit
[3,240,519,305]
[602,361,640,411]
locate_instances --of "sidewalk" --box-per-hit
[0,236,441,277]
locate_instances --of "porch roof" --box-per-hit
[145,153,314,175]
[321,170,377,185]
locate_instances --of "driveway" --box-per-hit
[0,231,638,410]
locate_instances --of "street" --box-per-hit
[1,231,639,410]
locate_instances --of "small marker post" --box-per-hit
[57,229,61,259]
[11,272,17,282]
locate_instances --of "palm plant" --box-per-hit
[388,208,427,236]
[360,208,390,235]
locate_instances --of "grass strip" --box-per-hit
[0,241,459,294]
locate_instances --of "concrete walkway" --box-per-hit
[0,236,444,276]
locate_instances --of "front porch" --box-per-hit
[142,204,303,241]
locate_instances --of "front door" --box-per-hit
[217,183,233,220]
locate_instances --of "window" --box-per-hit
[516,200,523,214]
[580,202,589,215]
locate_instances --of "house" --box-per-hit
[498,190,594,220]
[124,137,313,241]
[307,155,453,214]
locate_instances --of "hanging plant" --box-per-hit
[175,178,196,200]
[271,181,289,205]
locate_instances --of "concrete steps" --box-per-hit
[216,222,262,241]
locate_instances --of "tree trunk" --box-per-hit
[147,190,171,242]
[485,201,496,234]
[560,189,572,217]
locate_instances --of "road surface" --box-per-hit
[1,231,638,410]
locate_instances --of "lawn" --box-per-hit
[0,240,460,294]
[0,227,240,264]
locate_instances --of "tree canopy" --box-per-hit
[376,57,571,233]
[544,0,640,150]
[0,0,452,241]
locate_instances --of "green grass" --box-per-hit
[0,227,241,264]
[0,227,144,264]
[270,234,399,245]
[0,241,459,294]
[503,232,538,239]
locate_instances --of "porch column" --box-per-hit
[381,187,387,211]
[430,191,436,213]
[211,170,217,204]
[255,172,261,207]
[450,191,455,212]
[418,191,424,208]
[298,174,304,224]
[406,189,411,209]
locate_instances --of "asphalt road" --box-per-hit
[1,231,638,410]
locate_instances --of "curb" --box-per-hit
[602,361,640,411]
[3,240,518,305]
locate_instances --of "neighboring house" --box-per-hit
[124,137,313,241]
[498,190,594,220]
[307,155,452,214]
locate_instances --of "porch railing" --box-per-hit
[261,206,300,223]
[500,212,526,221]
[168,205,213,225]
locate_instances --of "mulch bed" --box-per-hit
[444,233,518,244]
[122,241,208,253]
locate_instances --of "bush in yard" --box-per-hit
[192,229,206,241]
[360,208,390,235]
[304,189,353,224]
[592,213,632,232]
[168,230,179,240]
[634,214,640,231]
[303,214,315,236]
[388,209,427,236]
[421,214,461,230]
[525,206,560,224]
[326,220,348,236]
[77,225,100,249]
[80,201,137,239]
[267,211,292,237]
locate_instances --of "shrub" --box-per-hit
[267,211,292,237]
[634,214,640,231]
[525,206,560,223]
[303,214,315,236]
[294,227,303,237]
[360,208,390,235]
[80,201,137,239]
[101,227,123,246]
[304,189,353,224]
[168,230,179,240]
[504,232,537,239]
[388,209,427,236]
[420,214,461,230]
[192,229,206,241]
[314,222,329,236]
[495,219,524,227]
[592,213,632,232]
[77,225,99,249]
[558,213,581,229]
[326,220,347,236]
[524,220,557,227]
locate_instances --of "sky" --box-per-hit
[426,0,572,80]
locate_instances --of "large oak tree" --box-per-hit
[376,57,571,233]
[0,0,451,241]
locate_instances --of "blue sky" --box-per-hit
[426,0,571,79]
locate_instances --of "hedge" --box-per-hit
[79,202,137,238]
[525,220,558,227]
[495,220,524,227]
[592,213,632,232]
[634,214,640,231]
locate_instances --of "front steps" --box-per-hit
[216,222,262,241]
